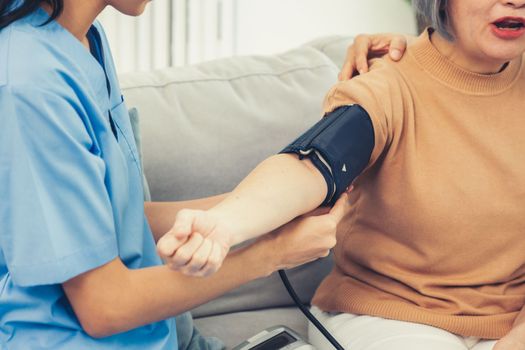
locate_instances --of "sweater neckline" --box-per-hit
[409,29,523,95]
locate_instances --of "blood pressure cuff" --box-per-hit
[280,104,375,206]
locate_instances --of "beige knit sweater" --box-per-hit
[312,30,525,339]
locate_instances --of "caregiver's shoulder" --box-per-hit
[0,21,73,88]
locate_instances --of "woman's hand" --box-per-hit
[157,193,350,277]
[261,193,350,271]
[156,209,234,277]
[339,33,409,81]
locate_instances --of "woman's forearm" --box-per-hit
[145,194,228,241]
[209,153,327,244]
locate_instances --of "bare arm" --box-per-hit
[155,154,329,276]
[144,156,323,243]
[62,194,348,338]
[145,194,227,242]
[63,248,271,338]
[209,154,327,244]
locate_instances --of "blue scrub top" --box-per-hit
[0,8,178,349]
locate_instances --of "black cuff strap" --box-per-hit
[280,104,375,206]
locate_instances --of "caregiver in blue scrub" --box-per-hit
[0,0,350,349]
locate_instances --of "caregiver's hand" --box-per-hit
[157,193,350,277]
[339,33,408,81]
[262,193,349,271]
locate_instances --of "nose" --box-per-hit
[504,0,525,8]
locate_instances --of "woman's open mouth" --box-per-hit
[491,17,525,39]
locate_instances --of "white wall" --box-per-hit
[235,0,416,55]
[99,0,417,72]
[99,0,172,73]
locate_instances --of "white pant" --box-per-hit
[308,307,498,350]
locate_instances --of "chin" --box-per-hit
[125,7,147,16]
[487,37,525,59]
[118,2,149,17]
[486,48,525,62]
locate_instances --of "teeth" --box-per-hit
[495,21,523,30]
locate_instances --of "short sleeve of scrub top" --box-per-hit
[2,83,119,286]
[0,8,177,350]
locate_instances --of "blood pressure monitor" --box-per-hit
[233,326,316,350]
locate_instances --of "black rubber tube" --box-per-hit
[278,270,345,350]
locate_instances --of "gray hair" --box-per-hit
[412,0,453,40]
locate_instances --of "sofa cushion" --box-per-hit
[304,36,354,69]
[128,107,152,201]
[192,254,333,318]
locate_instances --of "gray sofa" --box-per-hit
[120,36,353,348]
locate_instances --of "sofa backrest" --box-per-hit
[120,45,345,200]
[119,36,353,317]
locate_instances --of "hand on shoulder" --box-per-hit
[339,33,412,81]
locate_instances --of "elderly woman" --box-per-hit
[159,0,525,349]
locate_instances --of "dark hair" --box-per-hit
[0,0,63,29]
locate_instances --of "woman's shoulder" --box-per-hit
[323,58,411,140]
[364,57,408,85]
[326,56,410,110]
